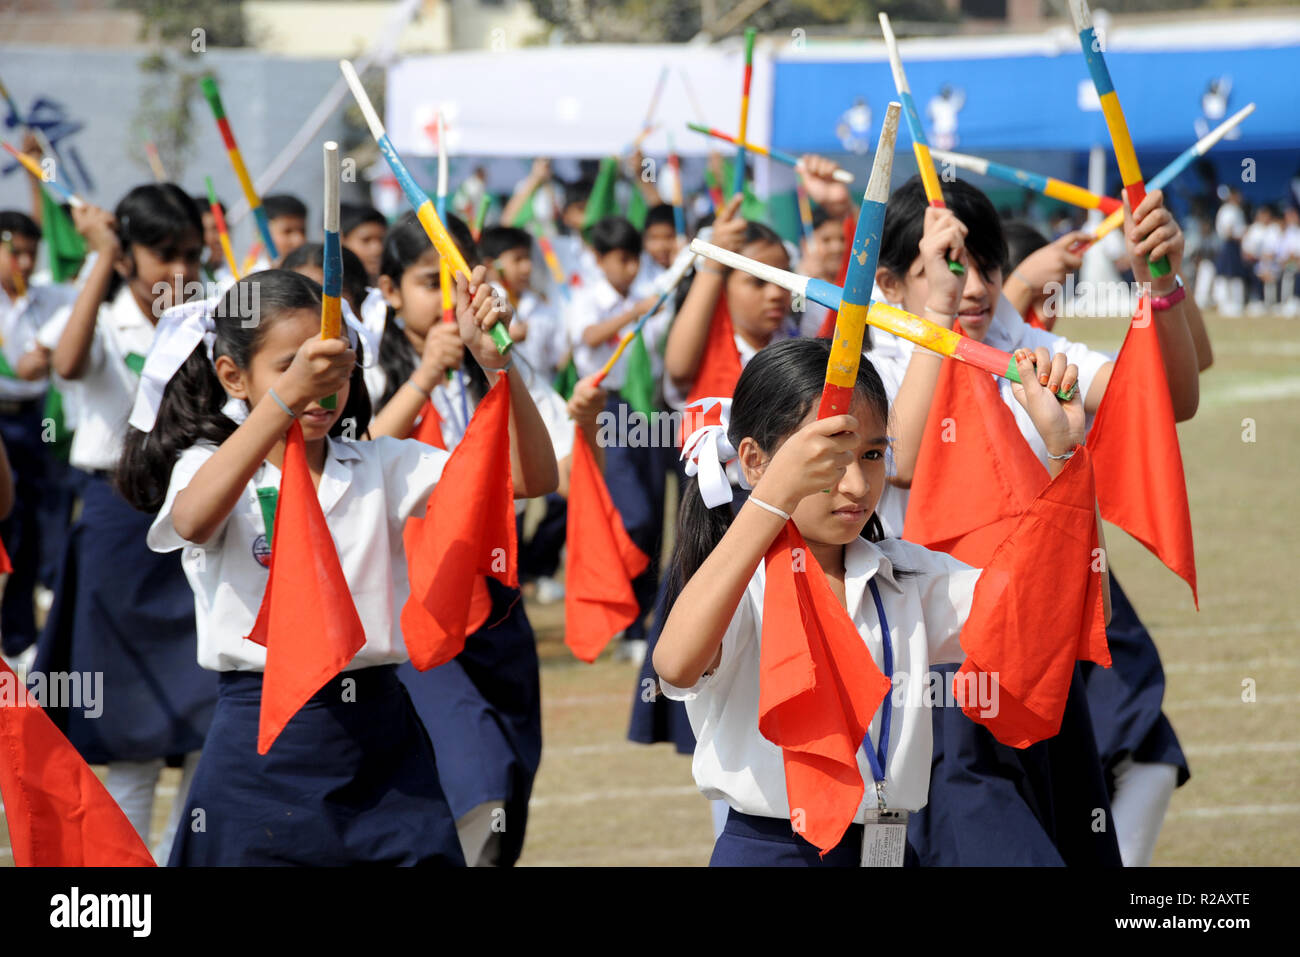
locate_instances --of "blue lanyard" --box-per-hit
[863,579,893,797]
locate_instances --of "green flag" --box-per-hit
[581,156,620,238]
[40,186,86,282]
[620,330,655,418]
[553,355,579,401]
[626,186,648,231]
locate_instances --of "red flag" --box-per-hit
[412,398,446,451]
[758,523,892,855]
[0,536,11,575]
[403,372,517,670]
[682,298,743,442]
[245,422,366,754]
[954,446,1110,748]
[815,214,857,339]
[0,657,155,865]
[902,355,1049,567]
[563,426,650,662]
[402,397,493,646]
[1087,297,1198,606]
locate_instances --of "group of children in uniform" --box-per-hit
[0,113,1210,867]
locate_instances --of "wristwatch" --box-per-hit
[1150,275,1185,312]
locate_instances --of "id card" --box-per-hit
[860,809,909,867]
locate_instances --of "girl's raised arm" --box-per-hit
[53,205,118,380]
[454,268,558,499]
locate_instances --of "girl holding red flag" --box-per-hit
[653,336,1099,865]
[871,177,1201,867]
[119,265,557,865]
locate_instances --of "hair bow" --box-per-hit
[681,397,749,509]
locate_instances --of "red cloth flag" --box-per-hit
[245,421,367,754]
[682,298,743,443]
[1087,297,1198,606]
[758,523,893,855]
[563,426,650,662]
[402,372,517,670]
[411,398,446,451]
[403,397,493,644]
[0,658,155,865]
[953,446,1110,748]
[903,355,1049,567]
[0,537,11,574]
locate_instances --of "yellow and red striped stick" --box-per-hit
[204,175,240,281]
[732,27,756,198]
[200,76,278,261]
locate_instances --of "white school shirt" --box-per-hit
[661,535,982,817]
[0,282,76,401]
[661,318,800,413]
[147,436,449,672]
[866,293,1111,537]
[566,272,660,391]
[1215,202,1246,242]
[513,289,569,381]
[46,286,162,471]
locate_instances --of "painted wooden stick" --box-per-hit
[795,173,814,241]
[1089,102,1257,243]
[200,75,278,261]
[687,123,855,184]
[319,142,343,410]
[929,147,1120,214]
[668,133,686,237]
[732,27,756,198]
[642,66,669,137]
[819,103,898,419]
[2,142,82,208]
[689,238,1077,401]
[204,175,240,281]
[1069,0,1169,277]
[240,240,263,276]
[0,75,57,166]
[593,245,695,387]
[340,58,511,354]
[144,140,167,182]
[879,13,963,276]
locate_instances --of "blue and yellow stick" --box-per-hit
[880,13,964,277]
[819,103,899,419]
[320,142,343,410]
[1069,0,1169,278]
[340,59,512,354]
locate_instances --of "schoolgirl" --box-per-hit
[122,265,555,864]
[365,211,570,866]
[654,336,1090,865]
[32,184,218,862]
[870,176,1201,865]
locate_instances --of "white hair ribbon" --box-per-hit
[129,295,375,433]
[681,397,748,509]
[129,297,218,433]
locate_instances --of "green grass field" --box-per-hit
[3,313,1296,866]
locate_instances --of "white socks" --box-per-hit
[1111,757,1179,867]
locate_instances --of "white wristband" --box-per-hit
[747,496,791,523]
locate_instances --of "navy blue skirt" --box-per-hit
[906,664,1122,866]
[399,578,541,866]
[31,471,216,764]
[168,665,464,866]
[0,401,49,655]
[1080,575,1190,787]
[711,809,920,867]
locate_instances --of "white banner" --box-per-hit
[385,42,774,159]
